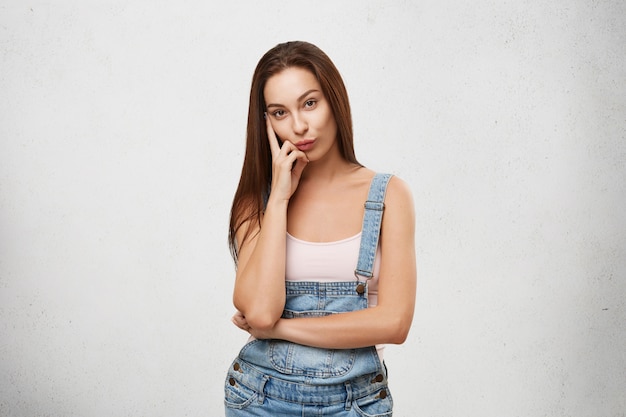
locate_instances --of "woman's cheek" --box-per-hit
[274,128,291,145]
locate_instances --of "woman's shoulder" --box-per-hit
[379,174,415,239]
[347,167,412,199]
[378,173,414,211]
[358,169,413,201]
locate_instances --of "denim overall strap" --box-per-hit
[354,173,392,279]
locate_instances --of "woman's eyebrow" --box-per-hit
[266,89,320,108]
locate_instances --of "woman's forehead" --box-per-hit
[264,67,321,104]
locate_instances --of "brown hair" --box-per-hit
[228,41,361,263]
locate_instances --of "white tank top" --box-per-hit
[286,232,385,360]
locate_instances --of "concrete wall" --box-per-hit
[1,1,625,416]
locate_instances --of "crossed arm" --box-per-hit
[231,177,416,349]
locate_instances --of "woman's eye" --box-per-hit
[304,100,317,108]
[272,110,286,118]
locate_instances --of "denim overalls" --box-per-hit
[225,173,394,417]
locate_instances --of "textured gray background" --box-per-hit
[1,1,625,416]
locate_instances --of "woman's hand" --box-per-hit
[266,113,309,201]
[230,116,299,331]
[231,311,250,332]
[231,310,278,340]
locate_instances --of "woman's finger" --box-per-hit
[231,311,250,331]
[280,142,308,170]
[277,141,307,163]
[291,154,309,180]
[266,113,281,158]
[270,139,308,199]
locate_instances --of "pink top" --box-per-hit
[286,232,385,360]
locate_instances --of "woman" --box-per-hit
[225,41,416,416]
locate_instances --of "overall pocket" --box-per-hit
[352,387,394,417]
[224,373,258,410]
[268,339,357,377]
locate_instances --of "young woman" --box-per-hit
[225,41,416,416]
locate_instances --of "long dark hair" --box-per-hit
[228,41,360,263]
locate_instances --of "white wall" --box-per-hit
[1,1,625,416]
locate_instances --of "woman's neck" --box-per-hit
[300,142,360,183]
[300,158,360,184]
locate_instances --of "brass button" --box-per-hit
[356,284,365,294]
[228,377,236,386]
[379,389,387,399]
[233,363,241,372]
[373,374,383,383]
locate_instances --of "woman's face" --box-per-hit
[263,67,338,161]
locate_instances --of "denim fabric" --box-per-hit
[225,173,394,416]
[355,173,392,279]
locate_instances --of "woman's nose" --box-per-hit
[291,113,308,135]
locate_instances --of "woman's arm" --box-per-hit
[232,198,288,331]
[236,177,417,348]
[232,117,308,331]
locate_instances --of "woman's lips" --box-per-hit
[295,139,315,151]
